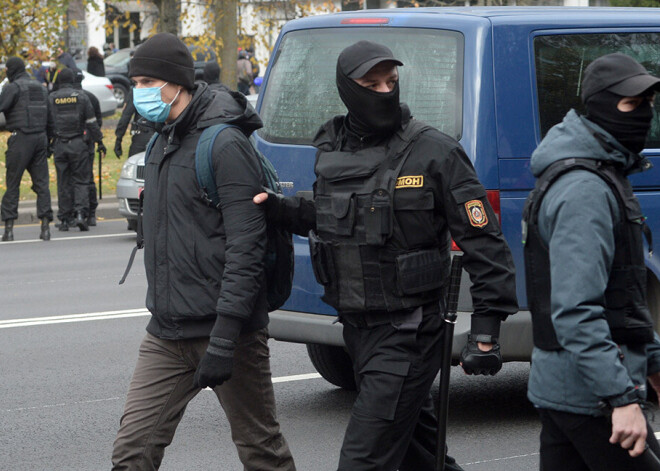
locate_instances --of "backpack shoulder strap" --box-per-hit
[144,132,159,164]
[195,124,239,208]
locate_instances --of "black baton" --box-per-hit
[98,148,103,199]
[638,445,660,470]
[436,254,463,471]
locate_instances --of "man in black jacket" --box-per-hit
[255,40,518,471]
[0,56,53,241]
[111,33,295,471]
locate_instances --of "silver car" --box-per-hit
[117,151,146,231]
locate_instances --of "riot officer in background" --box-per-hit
[48,68,103,231]
[255,40,518,470]
[113,87,155,158]
[73,71,106,226]
[0,56,53,241]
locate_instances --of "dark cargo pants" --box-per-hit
[111,329,296,471]
[54,136,89,222]
[85,140,98,215]
[1,131,52,221]
[338,306,464,471]
[538,408,660,471]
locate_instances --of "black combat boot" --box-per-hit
[87,213,97,227]
[40,218,51,241]
[75,211,89,231]
[2,219,14,241]
[57,219,69,231]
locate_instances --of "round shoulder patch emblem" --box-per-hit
[465,200,488,228]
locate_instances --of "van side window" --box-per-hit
[259,28,464,146]
[534,33,660,149]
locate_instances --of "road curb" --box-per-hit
[15,196,122,225]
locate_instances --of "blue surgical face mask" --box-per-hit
[133,82,181,123]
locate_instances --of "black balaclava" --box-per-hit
[336,65,402,138]
[6,57,25,82]
[586,89,654,154]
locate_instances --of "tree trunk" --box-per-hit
[159,0,179,34]
[215,0,238,90]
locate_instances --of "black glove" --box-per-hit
[460,334,502,376]
[114,139,122,158]
[193,337,236,389]
[98,142,107,155]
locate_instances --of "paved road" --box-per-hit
[1,218,658,470]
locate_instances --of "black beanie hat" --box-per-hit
[129,33,195,89]
[57,68,75,84]
[6,56,25,82]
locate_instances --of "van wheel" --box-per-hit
[306,343,357,391]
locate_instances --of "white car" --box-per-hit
[0,70,119,127]
[80,70,120,117]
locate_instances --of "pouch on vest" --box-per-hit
[395,248,447,296]
[308,229,335,286]
[365,188,393,246]
[316,193,356,237]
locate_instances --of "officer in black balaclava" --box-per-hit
[48,68,103,231]
[0,56,53,241]
[523,53,660,470]
[203,61,229,93]
[255,40,518,471]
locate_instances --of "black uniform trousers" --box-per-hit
[85,139,98,215]
[1,130,52,221]
[338,304,463,471]
[538,408,660,471]
[54,136,90,222]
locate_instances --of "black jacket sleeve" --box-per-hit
[115,89,135,139]
[425,132,518,338]
[81,95,103,144]
[210,129,268,337]
[0,82,19,114]
[268,193,316,236]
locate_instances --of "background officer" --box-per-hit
[74,71,106,226]
[113,87,155,158]
[256,40,518,471]
[0,56,53,241]
[48,68,103,231]
[524,53,660,470]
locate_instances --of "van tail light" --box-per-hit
[451,190,500,251]
[106,84,114,91]
[340,18,390,24]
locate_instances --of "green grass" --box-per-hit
[0,110,126,202]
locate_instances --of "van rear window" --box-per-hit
[535,33,660,149]
[259,27,464,145]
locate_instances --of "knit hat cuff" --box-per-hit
[129,56,195,89]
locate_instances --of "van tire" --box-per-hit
[306,343,357,391]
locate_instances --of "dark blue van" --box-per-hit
[253,7,660,389]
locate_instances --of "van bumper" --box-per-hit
[268,309,533,362]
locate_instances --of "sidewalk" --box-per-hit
[15,194,122,225]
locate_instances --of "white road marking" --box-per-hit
[0,309,150,329]
[462,452,539,465]
[0,232,134,245]
[2,375,322,413]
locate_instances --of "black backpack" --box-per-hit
[120,124,294,312]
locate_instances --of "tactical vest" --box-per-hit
[522,158,654,350]
[310,120,450,313]
[5,78,48,133]
[50,89,85,139]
